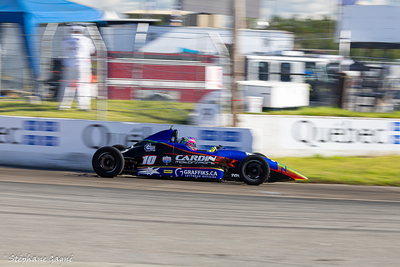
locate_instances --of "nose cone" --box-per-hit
[276,161,308,180]
[289,168,308,180]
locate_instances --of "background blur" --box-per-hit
[1,0,400,124]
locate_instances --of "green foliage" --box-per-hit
[267,15,400,59]
[268,15,338,51]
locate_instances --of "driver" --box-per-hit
[180,136,223,152]
[180,136,197,150]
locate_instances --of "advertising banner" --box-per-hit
[286,118,399,150]
[238,115,400,157]
[0,116,252,171]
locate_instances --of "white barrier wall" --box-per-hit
[0,116,253,171]
[238,115,400,157]
[1,114,400,172]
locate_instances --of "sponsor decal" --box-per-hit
[391,122,400,144]
[82,124,110,149]
[164,170,173,174]
[175,154,216,164]
[23,135,59,146]
[162,156,172,164]
[231,173,240,178]
[23,120,60,146]
[144,143,156,152]
[174,168,221,179]
[292,120,387,147]
[23,120,59,132]
[200,130,218,141]
[223,131,241,142]
[142,155,157,165]
[138,167,160,176]
[199,130,241,142]
[82,125,152,149]
[0,121,60,146]
[0,127,21,144]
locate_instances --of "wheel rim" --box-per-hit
[98,152,117,172]
[244,160,263,180]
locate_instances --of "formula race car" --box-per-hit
[92,128,308,185]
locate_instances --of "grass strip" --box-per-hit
[276,155,400,186]
[0,98,194,124]
[263,106,400,118]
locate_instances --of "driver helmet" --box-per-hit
[180,136,197,150]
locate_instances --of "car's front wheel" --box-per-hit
[92,146,124,178]
[239,155,270,185]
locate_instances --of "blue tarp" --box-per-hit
[0,0,103,78]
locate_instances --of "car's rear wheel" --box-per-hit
[239,155,270,185]
[92,146,124,178]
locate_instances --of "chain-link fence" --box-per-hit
[294,33,400,111]
[1,23,400,126]
[0,23,231,123]
[0,23,32,96]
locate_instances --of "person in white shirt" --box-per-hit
[59,25,95,110]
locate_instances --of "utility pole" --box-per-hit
[231,0,246,127]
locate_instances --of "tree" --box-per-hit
[268,16,338,52]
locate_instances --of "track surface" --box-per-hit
[0,166,399,267]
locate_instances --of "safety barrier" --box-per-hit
[238,115,400,157]
[0,115,252,171]
[1,114,400,171]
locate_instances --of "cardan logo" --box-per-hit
[175,154,216,164]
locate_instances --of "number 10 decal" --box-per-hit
[142,155,157,165]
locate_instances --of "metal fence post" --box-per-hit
[132,23,149,100]
[87,24,108,121]
[39,23,58,99]
[0,43,2,98]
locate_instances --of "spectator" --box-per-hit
[59,25,95,110]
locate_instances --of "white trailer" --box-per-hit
[242,54,342,109]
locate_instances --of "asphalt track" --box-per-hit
[0,166,399,267]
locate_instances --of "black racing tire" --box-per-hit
[112,145,127,174]
[92,146,124,178]
[253,152,267,158]
[239,155,270,185]
[112,144,127,151]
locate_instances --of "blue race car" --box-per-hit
[92,128,308,185]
